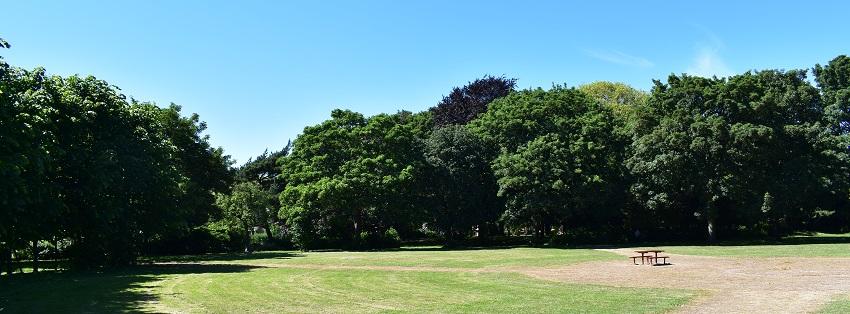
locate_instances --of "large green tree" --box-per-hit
[2,39,232,267]
[628,71,847,241]
[814,55,850,230]
[471,86,626,239]
[423,125,501,242]
[279,110,427,249]
[815,55,850,134]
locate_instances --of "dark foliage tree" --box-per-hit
[431,75,516,127]
[236,143,291,192]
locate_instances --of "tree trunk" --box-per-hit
[264,224,275,242]
[54,238,61,271]
[0,246,7,276]
[706,218,716,242]
[31,241,39,273]
[243,223,253,254]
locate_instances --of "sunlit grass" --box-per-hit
[233,247,619,268]
[157,267,694,313]
[650,233,850,257]
[818,294,850,314]
[1,248,696,313]
[660,243,850,257]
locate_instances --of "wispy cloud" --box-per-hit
[686,47,733,78]
[686,26,733,78]
[584,49,654,68]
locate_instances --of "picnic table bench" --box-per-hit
[630,249,670,265]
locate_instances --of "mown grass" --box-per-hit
[659,243,850,257]
[192,247,620,269]
[819,295,850,314]
[1,247,696,313]
[645,233,850,257]
[0,264,261,313]
[157,267,694,313]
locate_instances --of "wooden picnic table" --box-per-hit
[631,249,667,265]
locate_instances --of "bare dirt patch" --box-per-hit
[520,248,850,313]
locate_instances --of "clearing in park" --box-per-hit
[4,234,850,313]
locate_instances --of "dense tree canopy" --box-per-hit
[472,86,628,239]
[816,55,850,134]
[279,110,428,249]
[628,71,849,240]
[3,34,850,268]
[1,41,232,269]
[423,125,501,242]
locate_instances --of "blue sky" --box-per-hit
[2,1,849,163]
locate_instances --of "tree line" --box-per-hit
[275,63,850,249]
[3,36,850,270]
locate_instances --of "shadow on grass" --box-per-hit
[144,251,304,263]
[392,245,531,252]
[0,263,265,313]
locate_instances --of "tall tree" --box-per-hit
[279,110,426,249]
[148,103,234,230]
[0,48,59,273]
[423,125,501,242]
[628,71,844,241]
[430,75,516,127]
[470,86,625,239]
[2,41,232,266]
[814,55,850,229]
[815,55,850,134]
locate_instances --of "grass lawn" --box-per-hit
[659,243,850,257]
[0,248,696,313]
[819,295,850,314]
[651,233,850,257]
[159,247,620,269]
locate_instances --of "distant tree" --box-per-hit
[431,75,516,126]
[236,143,290,192]
[579,81,648,134]
[423,125,501,242]
[235,143,291,240]
[216,182,275,253]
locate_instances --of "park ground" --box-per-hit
[3,234,850,313]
